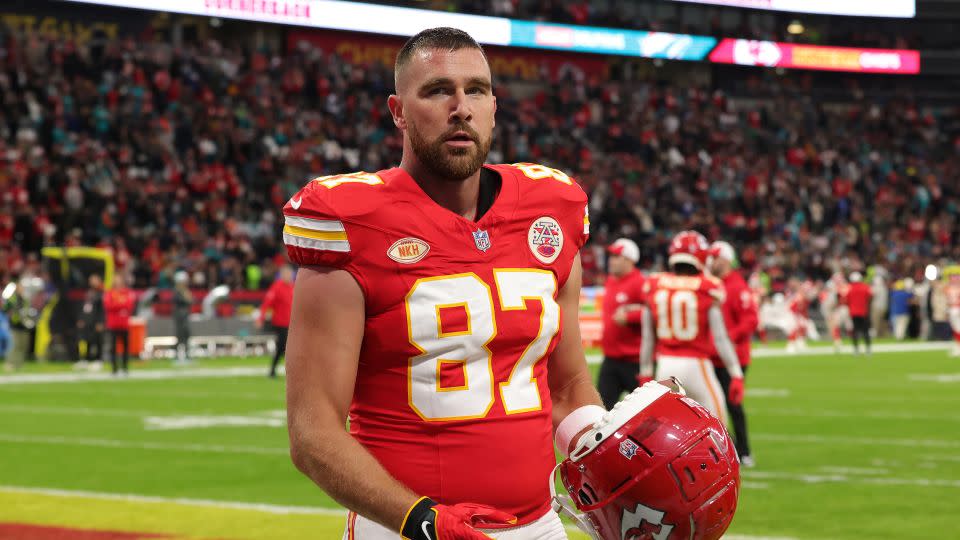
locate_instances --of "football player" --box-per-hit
[944,266,960,356]
[283,28,604,540]
[639,231,744,423]
[708,241,758,467]
[785,278,813,353]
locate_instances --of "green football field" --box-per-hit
[1,346,958,539]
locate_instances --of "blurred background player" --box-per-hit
[77,275,105,368]
[598,238,645,409]
[821,272,851,352]
[257,265,294,378]
[709,241,758,467]
[869,267,890,339]
[640,231,743,423]
[2,282,33,372]
[845,272,874,357]
[103,274,135,376]
[786,279,814,353]
[944,267,960,356]
[890,279,915,341]
[172,271,193,365]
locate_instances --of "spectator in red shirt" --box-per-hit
[103,274,136,376]
[258,265,295,378]
[709,241,759,466]
[845,272,874,357]
[598,238,645,409]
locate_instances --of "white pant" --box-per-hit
[893,314,909,340]
[655,355,728,424]
[342,507,568,540]
[950,308,960,334]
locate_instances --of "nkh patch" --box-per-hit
[387,237,430,264]
[528,216,563,264]
[473,229,491,252]
[620,439,640,460]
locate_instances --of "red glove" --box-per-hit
[728,377,744,406]
[636,375,654,387]
[402,497,517,540]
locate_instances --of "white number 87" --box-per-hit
[405,270,560,421]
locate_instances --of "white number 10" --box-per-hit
[405,270,559,421]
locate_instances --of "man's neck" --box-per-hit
[401,159,482,221]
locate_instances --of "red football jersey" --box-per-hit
[845,282,873,317]
[643,272,725,360]
[283,163,588,524]
[788,292,809,316]
[947,285,960,308]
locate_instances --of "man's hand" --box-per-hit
[728,377,744,406]
[613,306,628,326]
[254,318,263,330]
[401,498,517,540]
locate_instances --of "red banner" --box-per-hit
[709,39,920,74]
[288,30,609,82]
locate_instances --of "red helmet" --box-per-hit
[552,381,740,540]
[668,231,710,270]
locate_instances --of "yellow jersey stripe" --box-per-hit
[282,224,348,241]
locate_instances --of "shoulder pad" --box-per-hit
[282,171,387,267]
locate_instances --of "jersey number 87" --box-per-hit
[405,270,559,422]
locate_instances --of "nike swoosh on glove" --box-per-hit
[401,497,517,540]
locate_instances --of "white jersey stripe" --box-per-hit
[284,215,346,232]
[283,233,350,253]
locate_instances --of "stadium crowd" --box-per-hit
[0,25,959,295]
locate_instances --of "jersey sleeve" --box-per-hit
[282,179,352,269]
[704,277,726,304]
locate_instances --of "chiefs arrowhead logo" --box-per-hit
[528,216,563,264]
[621,503,674,540]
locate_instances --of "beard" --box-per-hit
[408,121,492,181]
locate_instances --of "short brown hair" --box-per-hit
[395,27,488,89]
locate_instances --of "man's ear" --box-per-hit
[387,94,405,129]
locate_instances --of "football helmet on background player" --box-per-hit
[551,380,740,540]
[668,231,711,270]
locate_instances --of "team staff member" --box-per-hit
[103,274,136,376]
[846,272,873,357]
[709,241,758,467]
[598,238,645,409]
[257,265,294,378]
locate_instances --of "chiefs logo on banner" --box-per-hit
[288,30,609,82]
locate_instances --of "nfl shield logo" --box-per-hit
[620,439,639,460]
[473,230,491,252]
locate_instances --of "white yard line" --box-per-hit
[753,433,960,448]
[753,407,960,422]
[0,367,270,385]
[0,485,345,516]
[0,434,288,455]
[908,373,960,383]
[743,470,960,488]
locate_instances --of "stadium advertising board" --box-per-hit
[64,0,920,74]
[287,30,610,80]
[65,0,514,44]
[510,21,716,60]
[709,39,920,74]
[668,0,915,18]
